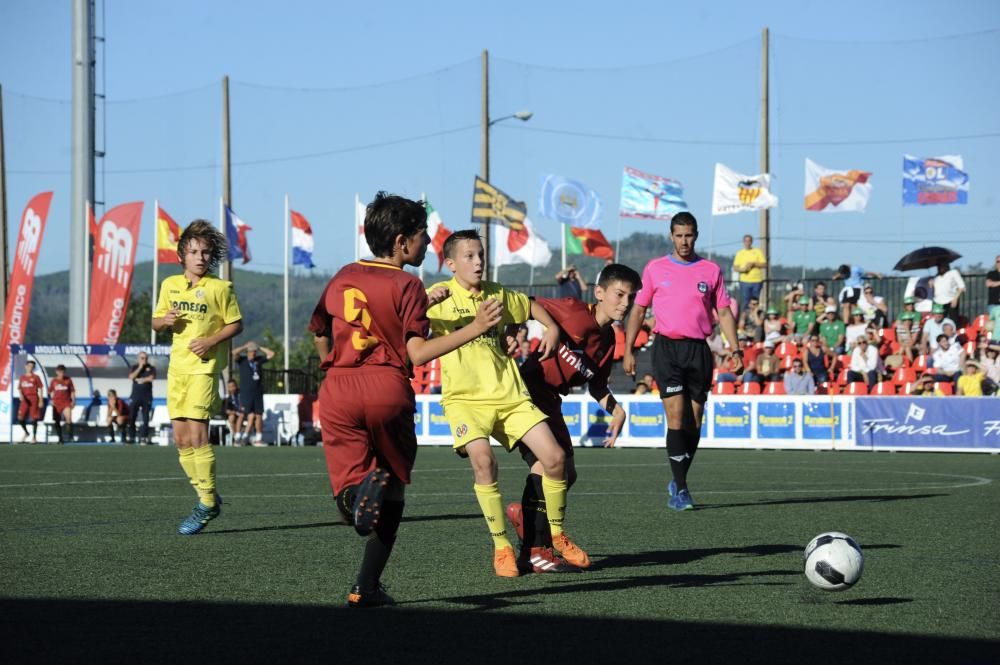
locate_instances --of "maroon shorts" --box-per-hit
[518,380,574,459]
[51,401,73,418]
[17,398,41,421]
[319,370,418,496]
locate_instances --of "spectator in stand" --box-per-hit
[957,360,986,396]
[781,282,805,315]
[748,341,780,385]
[715,350,744,385]
[640,373,656,392]
[932,334,965,384]
[893,300,922,363]
[932,260,965,323]
[910,372,938,396]
[733,234,767,306]
[554,266,587,300]
[738,296,764,343]
[633,382,650,395]
[847,336,880,389]
[128,351,156,445]
[791,295,817,341]
[980,340,1000,394]
[810,282,833,317]
[845,308,868,352]
[223,379,242,445]
[16,360,44,443]
[833,263,882,323]
[783,357,816,395]
[941,321,963,347]
[858,283,889,328]
[819,305,846,355]
[987,255,1000,322]
[48,364,76,444]
[232,341,275,446]
[922,303,956,353]
[912,283,934,314]
[762,306,785,344]
[802,335,833,385]
[105,389,130,444]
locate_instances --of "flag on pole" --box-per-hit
[804,159,872,212]
[290,210,316,268]
[903,155,968,206]
[711,163,778,215]
[619,166,687,219]
[356,196,373,259]
[538,174,602,227]
[565,226,614,259]
[224,205,253,262]
[495,216,552,268]
[426,201,452,270]
[471,176,526,230]
[156,206,181,264]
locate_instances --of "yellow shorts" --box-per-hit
[443,398,547,452]
[167,372,219,421]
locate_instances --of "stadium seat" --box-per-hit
[871,382,897,395]
[966,314,988,339]
[836,369,849,385]
[913,355,929,371]
[900,381,917,395]
[837,354,851,368]
[844,381,868,395]
[764,381,785,395]
[780,355,795,370]
[776,341,796,357]
[893,368,917,384]
[743,346,759,367]
[740,382,761,395]
[880,327,896,345]
[963,341,976,356]
[712,368,720,383]
[817,382,839,395]
[936,382,954,396]
[713,382,735,395]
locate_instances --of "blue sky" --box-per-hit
[1,0,998,280]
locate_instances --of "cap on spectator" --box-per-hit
[766,306,779,315]
[798,296,810,305]
[824,305,837,313]
[851,307,863,315]
[987,340,1000,353]
[900,312,919,321]
[932,303,946,314]
[903,296,915,305]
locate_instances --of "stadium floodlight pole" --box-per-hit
[283,194,290,394]
[220,75,232,383]
[480,49,489,275]
[759,27,770,309]
[0,83,8,308]
[151,199,159,345]
[69,0,95,342]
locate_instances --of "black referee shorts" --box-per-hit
[651,336,713,404]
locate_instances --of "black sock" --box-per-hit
[67,422,74,440]
[666,429,688,491]
[355,499,404,592]
[54,421,63,442]
[520,473,550,550]
[682,428,701,476]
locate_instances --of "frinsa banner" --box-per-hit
[856,397,1000,451]
[87,202,144,345]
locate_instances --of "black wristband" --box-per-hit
[604,393,619,414]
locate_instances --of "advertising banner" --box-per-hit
[88,202,144,345]
[628,399,665,438]
[561,400,583,437]
[802,401,842,440]
[856,397,1000,450]
[757,401,796,439]
[713,401,751,439]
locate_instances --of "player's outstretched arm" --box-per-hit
[599,393,626,448]
[623,303,648,376]
[408,298,503,367]
[529,300,561,360]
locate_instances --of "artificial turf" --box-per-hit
[1,445,997,664]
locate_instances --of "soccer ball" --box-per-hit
[803,531,864,591]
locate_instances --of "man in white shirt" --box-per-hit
[847,335,880,389]
[932,261,965,322]
[932,334,965,383]
[922,303,956,354]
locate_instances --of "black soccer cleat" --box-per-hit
[353,468,391,536]
[346,583,395,608]
[336,485,357,526]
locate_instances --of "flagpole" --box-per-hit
[151,199,158,344]
[561,223,567,270]
[354,193,361,262]
[83,199,90,339]
[283,194,290,395]
[419,192,426,282]
[615,217,622,260]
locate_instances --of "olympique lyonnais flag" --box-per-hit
[711,163,778,215]
[88,202,144,345]
[804,158,872,212]
[0,192,54,395]
[538,174,602,227]
[903,155,969,206]
[290,210,316,268]
[495,216,552,268]
[156,206,181,264]
[425,201,452,270]
[565,226,614,260]
[619,166,687,220]
[224,205,253,263]
[471,176,526,230]
[356,196,373,260]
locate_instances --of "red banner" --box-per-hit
[0,192,54,393]
[87,202,144,345]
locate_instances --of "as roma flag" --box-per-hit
[87,202,144,345]
[0,192,54,393]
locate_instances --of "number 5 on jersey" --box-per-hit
[343,288,380,351]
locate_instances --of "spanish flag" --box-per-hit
[156,206,181,264]
[471,176,525,230]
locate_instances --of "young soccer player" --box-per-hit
[426,229,591,577]
[152,220,243,535]
[624,212,738,511]
[505,264,641,572]
[17,360,43,443]
[48,364,76,443]
[316,193,503,608]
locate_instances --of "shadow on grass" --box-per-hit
[835,597,913,606]
[0,597,993,665]
[596,543,801,568]
[698,493,946,510]
[203,513,479,536]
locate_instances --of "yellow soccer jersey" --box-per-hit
[154,274,242,374]
[426,277,531,405]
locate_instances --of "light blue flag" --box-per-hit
[539,174,602,227]
[619,166,687,219]
[903,155,968,206]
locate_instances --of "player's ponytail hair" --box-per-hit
[177,220,229,273]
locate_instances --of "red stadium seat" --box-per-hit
[741,382,761,395]
[713,382,735,395]
[712,368,721,383]
[845,381,868,395]
[817,382,839,395]
[963,341,976,356]
[880,327,896,345]
[900,381,917,395]
[764,381,785,395]
[780,355,795,370]
[893,368,917,384]
[836,369,849,385]
[913,355,929,371]
[743,346,760,367]
[776,341,797,357]
[935,382,954,396]
[837,354,851,368]
[871,382,897,396]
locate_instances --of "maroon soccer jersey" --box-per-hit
[18,374,43,400]
[522,297,615,401]
[48,377,75,408]
[318,260,430,376]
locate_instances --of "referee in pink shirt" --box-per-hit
[624,212,739,511]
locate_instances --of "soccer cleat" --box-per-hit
[668,480,677,497]
[551,532,591,569]
[505,502,524,542]
[668,488,694,512]
[177,494,223,535]
[346,583,396,608]
[519,546,581,574]
[336,486,357,526]
[353,468,391,536]
[493,545,520,577]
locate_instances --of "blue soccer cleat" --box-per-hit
[668,480,677,498]
[353,468,391,536]
[178,493,222,535]
[667,488,694,512]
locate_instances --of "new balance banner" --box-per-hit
[712,163,778,215]
[88,202,144,345]
[903,155,969,206]
[0,192,54,394]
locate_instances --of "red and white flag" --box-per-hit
[425,201,452,270]
[0,192,53,393]
[494,216,552,268]
[87,202,144,345]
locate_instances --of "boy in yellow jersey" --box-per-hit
[152,220,243,535]
[426,229,591,576]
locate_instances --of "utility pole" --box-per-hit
[758,27,770,308]
[480,49,490,275]
[70,0,95,342]
[221,75,232,282]
[0,84,8,307]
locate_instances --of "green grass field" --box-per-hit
[1,445,998,664]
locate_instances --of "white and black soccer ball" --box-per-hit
[803,531,864,591]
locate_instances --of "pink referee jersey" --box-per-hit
[635,255,732,340]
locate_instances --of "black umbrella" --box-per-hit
[893,246,962,272]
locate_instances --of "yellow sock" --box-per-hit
[191,445,217,507]
[473,482,511,550]
[541,476,568,536]
[177,447,199,496]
